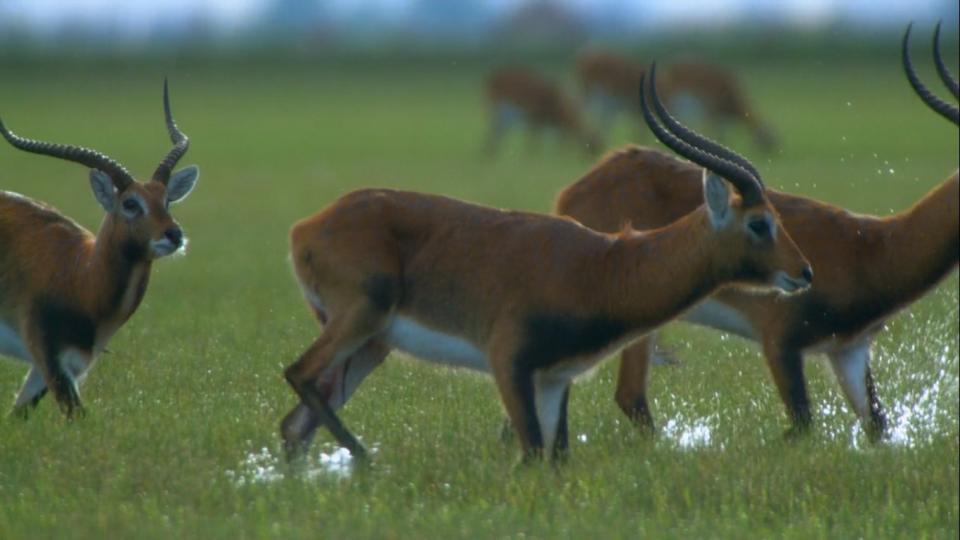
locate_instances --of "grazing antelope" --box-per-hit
[484,66,600,157]
[279,72,812,463]
[556,26,958,441]
[576,50,778,152]
[0,80,199,418]
[661,59,779,153]
[575,50,646,141]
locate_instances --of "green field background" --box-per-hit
[0,50,957,538]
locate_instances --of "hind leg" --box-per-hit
[281,338,389,460]
[284,296,392,458]
[828,340,887,442]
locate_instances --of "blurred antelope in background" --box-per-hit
[0,80,199,418]
[576,50,779,152]
[484,66,600,157]
[279,72,811,463]
[556,25,958,441]
[575,49,646,142]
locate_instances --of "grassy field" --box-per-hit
[0,53,957,539]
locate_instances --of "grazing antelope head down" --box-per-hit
[640,65,813,294]
[0,79,198,418]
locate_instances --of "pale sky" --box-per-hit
[0,0,950,36]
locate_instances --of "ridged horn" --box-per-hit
[0,119,135,190]
[639,66,765,207]
[152,78,190,184]
[902,23,960,126]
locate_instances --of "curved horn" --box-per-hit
[152,78,190,184]
[639,71,765,207]
[647,63,764,187]
[902,23,960,125]
[0,118,135,190]
[933,21,959,100]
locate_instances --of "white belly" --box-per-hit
[681,299,759,341]
[0,321,30,363]
[383,316,488,372]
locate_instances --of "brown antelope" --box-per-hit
[576,50,778,152]
[484,66,600,157]
[575,49,646,141]
[279,73,812,463]
[0,80,199,418]
[556,26,958,441]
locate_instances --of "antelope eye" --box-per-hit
[122,198,142,214]
[748,219,770,237]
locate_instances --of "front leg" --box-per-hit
[10,367,48,419]
[492,360,543,462]
[763,341,811,437]
[25,338,85,419]
[614,336,657,433]
[551,385,571,461]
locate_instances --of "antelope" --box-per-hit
[484,66,600,157]
[0,80,199,418]
[576,50,778,152]
[279,72,812,464]
[555,25,958,441]
[575,49,646,141]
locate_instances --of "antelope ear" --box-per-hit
[166,165,199,204]
[702,169,732,229]
[89,169,117,212]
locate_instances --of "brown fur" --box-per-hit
[0,179,188,417]
[575,52,777,151]
[281,184,810,462]
[557,145,959,437]
[484,67,599,156]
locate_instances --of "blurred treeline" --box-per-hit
[0,0,956,68]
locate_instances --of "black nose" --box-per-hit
[801,265,813,283]
[165,227,183,247]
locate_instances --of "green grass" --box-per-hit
[0,56,957,539]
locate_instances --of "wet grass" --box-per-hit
[0,57,957,538]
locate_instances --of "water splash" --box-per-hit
[816,290,958,449]
[226,444,362,485]
[661,414,717,450]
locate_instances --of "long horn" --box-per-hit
[933,21,959,100]
[0,118,135,190]
[647,63,764,187]
[640,71,765,207]
[152,78,190,184]
[902,23,960,125]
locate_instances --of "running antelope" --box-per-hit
[484,66,600,157]
[556,26,958,441]
[576,50,778,152]
[0,80,199,418]
[280,73,812,463]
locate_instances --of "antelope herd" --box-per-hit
[1,24,957,465]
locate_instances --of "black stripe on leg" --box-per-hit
[29,387,48,408]
[512,363,543,453]
[552,385,570,460]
